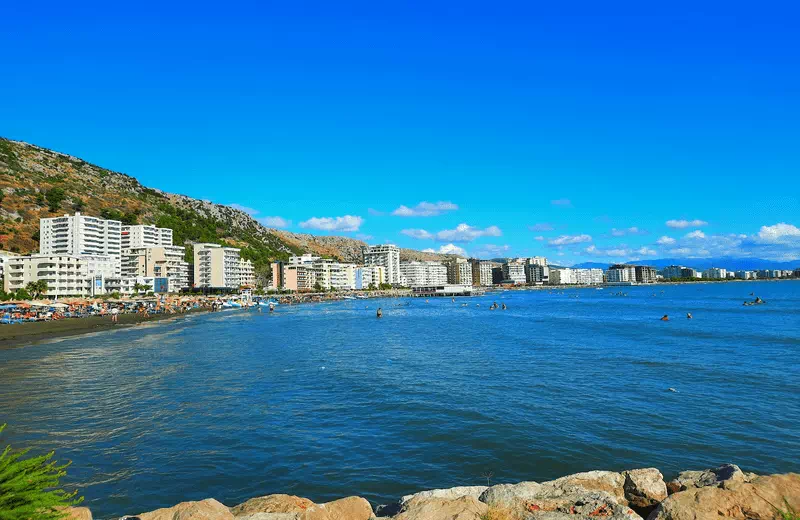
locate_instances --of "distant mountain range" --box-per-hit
[572,257,799,271]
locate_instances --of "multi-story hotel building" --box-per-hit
[446,257,473,285]
[39,213,122,275]
[239,258,255,287]
[525,263,549,284]
[193,243,242,289]
[122,246,189,292]
[400,261,447,287]
[3,254,117,296]
[501,261,526,285]
[469,259,494,286]
[606,264,637,283]
[121,225,173,249]
[362,245,401,284]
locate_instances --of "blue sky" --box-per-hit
[3,1,799,263]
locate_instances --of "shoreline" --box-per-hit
[60,463,798,520]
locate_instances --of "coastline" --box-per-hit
[61,463,799,520]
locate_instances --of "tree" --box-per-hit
[25,280,48,299]
[72,198,85,212]
[45,188,66,213]
[132,282,148,294]
[13,288,32,301]
[314,282,323,292]
[0,423,83,520]
[367,282,376,291]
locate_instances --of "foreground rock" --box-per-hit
[392,495,488,520]
[623,469,668,517]
[138,498,234,520]
[666,463,756,494]
[649,472,800,520]
[64,507,93,520]
[231,494,372,520]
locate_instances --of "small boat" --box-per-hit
[343,296,357,300]
[227,300,242,308]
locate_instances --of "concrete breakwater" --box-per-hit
[64,464,799,520]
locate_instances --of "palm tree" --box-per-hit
[25,280,48,299]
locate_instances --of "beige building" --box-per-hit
[240,258,255,287]
[122,246,189,292]
[193,243,242,289]
[284,264,316,292]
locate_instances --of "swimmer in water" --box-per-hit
[660,315,669,321]
[377,307,383,318]
[686,313,692,319]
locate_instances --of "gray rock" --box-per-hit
[479,481,542,508]
[667,464,756,493]
[400,486,488,505]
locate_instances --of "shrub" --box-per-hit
[0,424,82,520]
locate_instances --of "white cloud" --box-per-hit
[656,236,676,245]
[635,247,657,256]
[610,227,647,237]
[583,244,657,259]
[230,203,259,216]
[549,234,592,246]
[258,216,291,228]
[299,215,363,232]
[551,198,572,207]
[529,223,554,232]
[437,243,468,256]
[435,223,502,243]
[666,219,709,229]
[401,229,434,240]
[685,230,706,239]
[534,236,545,241]
[755,223,800,243]
[391,201,458,217]
[368,208,385,216]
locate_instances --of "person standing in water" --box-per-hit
[377,307,383,318]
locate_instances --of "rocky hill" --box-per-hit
[0,138,453,273]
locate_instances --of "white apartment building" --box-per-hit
[39,213,122,275]
[3,255,117,297]
[573,268,604,285]
[502,261,526,284]
[121,225,174,249]
[606,265,637,283]
[193,243,242,289]
[362,245,401,284]
[240,258,255,287]
[0,251,21,286]
[122,246,189,292]
[549,267,575,285]
[312,259,357,291]
[703,267,727,279]
[400,261,448,287]
[447,258,473,285]
[289,254,321,266]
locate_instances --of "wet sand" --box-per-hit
[0,309,209,348]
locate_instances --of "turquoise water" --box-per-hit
[1,281,798,518]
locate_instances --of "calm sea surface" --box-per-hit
[1,281,799,518]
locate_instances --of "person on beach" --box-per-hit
[111,306,119,323]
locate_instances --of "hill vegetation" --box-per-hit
[0,138,453,279]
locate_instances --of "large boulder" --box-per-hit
[139,498,234,520]
[648,473,800,520]
[231,495,316,517]
[666,464,755,494]
[393,495,488,520]
[478,474,640,520]
[401,486,488,505]
[479,482,542,509]
[231,495,372,520]
[623,469,668,517]
[304,496,373,520]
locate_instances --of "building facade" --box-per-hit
[400,261,448,287]
[470,259,494,286]
[3,255,117,296]
[39,213,122,275]
[122,246,189,292]
[121,225,174,249]
[193,243,242,289]
[362,245,401,284]
[501,261,526,284]
[446,258,473,285]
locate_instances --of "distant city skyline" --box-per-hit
[3,2,799,264]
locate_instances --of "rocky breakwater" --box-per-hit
[61,464,798,520]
